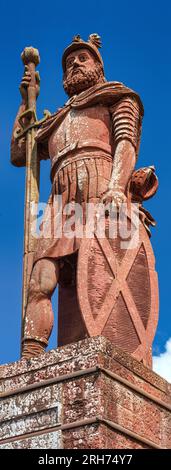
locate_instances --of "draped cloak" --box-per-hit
[33,81,143,264]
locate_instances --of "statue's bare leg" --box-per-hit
[22,258,59,359]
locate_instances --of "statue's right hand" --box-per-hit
[19,65,40,104]
[19,65,31,103]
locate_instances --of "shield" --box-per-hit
[77,211,159,365]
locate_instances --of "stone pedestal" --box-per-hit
[0,337,170,449]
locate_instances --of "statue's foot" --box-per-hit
[22,339,46,359]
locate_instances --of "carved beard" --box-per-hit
[63,63,105,97]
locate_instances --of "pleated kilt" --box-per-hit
[34,152,113,263]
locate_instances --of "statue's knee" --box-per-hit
[28,260,58,298]
[39,275,57,296]
[28,276,56,298]
[28,277,42,297]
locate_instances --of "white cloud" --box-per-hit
[153,338,171,383]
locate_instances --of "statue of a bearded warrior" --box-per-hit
[11,35,158,363]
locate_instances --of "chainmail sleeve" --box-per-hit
[110,96,143,158]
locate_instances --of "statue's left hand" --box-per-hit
[101,188,127,207]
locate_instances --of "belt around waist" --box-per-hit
[51,140,112,167]
[51,151,113,182]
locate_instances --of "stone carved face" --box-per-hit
[63,48,105,97]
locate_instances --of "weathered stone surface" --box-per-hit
[0,408,60,440]
[63,424,149,449]
[0,337,170,449]
[11,35,159,364]
[0,431,62,449]
[1,383,62,422]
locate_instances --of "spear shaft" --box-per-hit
[21,47,40,343]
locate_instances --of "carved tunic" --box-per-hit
[49,105,113,178]
[34,97,140,262]
[49,98,140,179]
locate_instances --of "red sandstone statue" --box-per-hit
[11,35,159,365]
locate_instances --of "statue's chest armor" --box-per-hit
[49,105,112,157]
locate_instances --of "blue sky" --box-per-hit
[0,0,171,374]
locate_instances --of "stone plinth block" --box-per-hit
[0,337,170,449]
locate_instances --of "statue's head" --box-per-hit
[62,34,105,97]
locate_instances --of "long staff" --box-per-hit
[20,47,40,341]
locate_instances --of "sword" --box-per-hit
[20,47,40,346]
